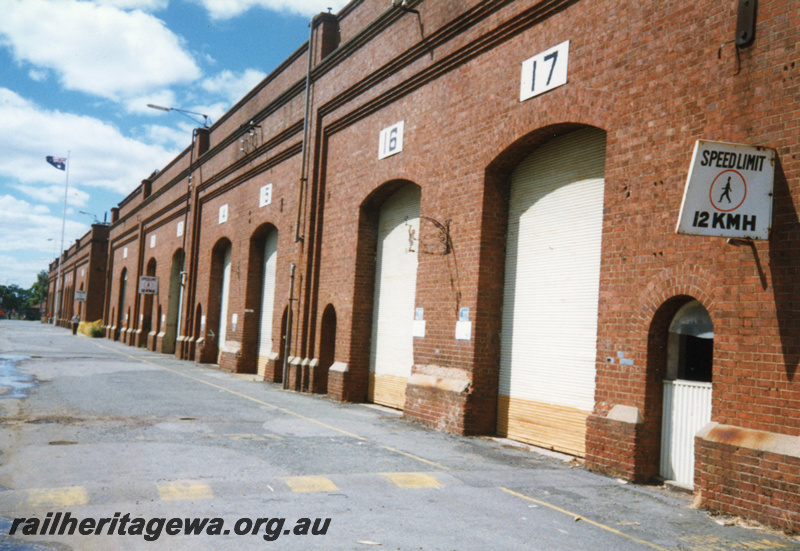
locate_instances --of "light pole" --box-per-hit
[54,151,70,326]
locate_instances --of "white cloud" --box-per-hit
[0,195,87,257]
[0,88,179,195]
[12,184,90,209]
[202,69,267,104]
[140,124,196,149]
[28,69,48,82]
[96,0,169,10]
[191,0,350,19]
[0,0,201,101]
[0,253,56,288]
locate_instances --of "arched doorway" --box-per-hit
[192,304,203,360]
[318,304,337,394]
[153,304,161,351]
[368,182,420,410]
[497,127,606,456]
[660,299,714,488]
[276,306,288,384]
[116,269,127,341]
[164,249,185,355]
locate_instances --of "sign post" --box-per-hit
[676,140,775,240]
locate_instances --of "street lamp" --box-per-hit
[147,104,211,128]
[78,210,100,224]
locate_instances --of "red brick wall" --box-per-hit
[696,427,800,533]
[48,225,109,327]
[67,0,800,530]
[585,416,640,480]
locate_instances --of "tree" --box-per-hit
[27,271,48,308]
[0,284,29,316]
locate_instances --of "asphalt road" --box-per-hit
[0,320,796,550]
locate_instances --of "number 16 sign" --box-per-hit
[520,40,569,102]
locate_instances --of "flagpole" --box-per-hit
[54,151,70,325]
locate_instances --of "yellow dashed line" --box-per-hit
[26,486,88,508]
[284,476,338,493]
[225,433,283,441]
[382,472,442,489]
[500,487,670,551]
[157,481,214,501]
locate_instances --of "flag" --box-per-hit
[46,156,67,171]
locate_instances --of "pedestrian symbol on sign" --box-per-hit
[718,178,733,203]
[709,169,746,213]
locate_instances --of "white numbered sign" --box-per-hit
[378,121,404,160]
[259,183,273,208]
[520,40,569,102]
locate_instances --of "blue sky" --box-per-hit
[0,0,348,288]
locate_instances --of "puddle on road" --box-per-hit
[0,519,50,550]
[0,355,34,400]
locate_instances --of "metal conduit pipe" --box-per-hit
[285,13,318,387]
[294,14,317,244]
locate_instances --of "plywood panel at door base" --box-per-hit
[368,373,408,410]
[497,395,589,456]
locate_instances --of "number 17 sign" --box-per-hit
[520,40,569,102]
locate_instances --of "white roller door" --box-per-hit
[257,230,278,377]
[176,256,185,340]
[369,183,420,409]
[217,244,232,363]
[498,127,606,456]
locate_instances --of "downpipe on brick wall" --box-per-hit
[180,128,197,351]
[294,14,317,244]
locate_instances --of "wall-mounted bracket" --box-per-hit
[735,0,757,48]
[718,0,756,76]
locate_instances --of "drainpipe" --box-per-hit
[294,15,317,244]
[282,263,297,389]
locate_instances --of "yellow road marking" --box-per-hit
[382,472,442,489]
[157,481,214,501]
[378,445,447,469]
[284,476,338,493]
[500,487,670,551]
[26,486,88,508]
[92,341,449,471]
[225,433,282,441]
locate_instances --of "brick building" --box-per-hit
[50,0,800,530]
[46,223,109,327]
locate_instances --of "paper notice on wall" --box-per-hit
[455,321,472,341]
